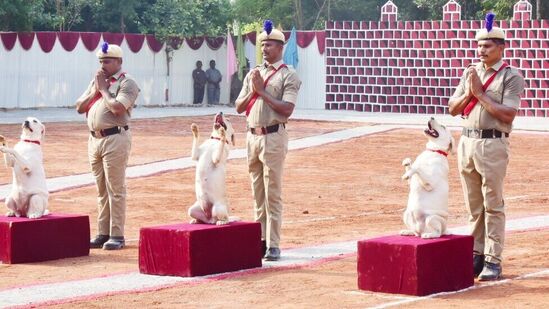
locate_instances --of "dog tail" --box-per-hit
[228,216,241,222]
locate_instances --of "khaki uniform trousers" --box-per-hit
[88,130,131,237]
[247,126,288,249]
[457,135,509,264]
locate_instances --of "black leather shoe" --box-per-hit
[264,247,281,261]
[103,236,125,250]
[261,240,267,256]
[90,235,109,249]
[478,262,502,281]
[473,254,485,277]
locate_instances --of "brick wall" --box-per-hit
[325,19,549,117]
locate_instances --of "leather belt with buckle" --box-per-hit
[249,123,285,135]
[91,125,129,138]
[462,128,509,139]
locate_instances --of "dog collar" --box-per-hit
[429,149,447,157]
[24,139,41,145]
[210,136,229,144]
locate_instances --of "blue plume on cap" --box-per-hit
[101,41,109,53]
[264,20,273,35]
[485,12,496,32]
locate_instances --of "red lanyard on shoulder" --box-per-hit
[462,63,507,117]
[86,72,126,117]
[245,65,287,117]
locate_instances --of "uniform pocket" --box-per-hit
[485,88,503,103]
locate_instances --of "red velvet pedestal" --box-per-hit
[139,221,262,277]
[357,234,474,296]
[0,214,90,264]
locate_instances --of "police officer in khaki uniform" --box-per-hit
[449,14,524,280]
[75,43,140,250]
[235,20,301,261]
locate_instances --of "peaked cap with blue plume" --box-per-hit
[96,41,124,59]
[258,20,285,44]
[475,12,506,41]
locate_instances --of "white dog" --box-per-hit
[188,112,236,225]
[0,117,49,219]
[400,117,455,238]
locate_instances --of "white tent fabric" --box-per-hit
[0,34,324,110]
[169,40,229,105]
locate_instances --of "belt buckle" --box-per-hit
[250,127,266,135]
[471,129,480,139]
[92,130,104,138]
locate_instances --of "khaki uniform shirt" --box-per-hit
[451,59,524,133]
[78,70,140,131]
[238,60,301,127]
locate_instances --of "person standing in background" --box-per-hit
[192,61,207,104]
[206,60,222,105]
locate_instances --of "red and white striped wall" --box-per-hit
[325,0,549,117]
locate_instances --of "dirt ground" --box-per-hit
[0,116,548,308]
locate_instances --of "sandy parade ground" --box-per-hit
[0,107,548,308]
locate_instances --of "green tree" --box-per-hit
[232,0,432,30]
[478,0,513,20]
[88,0,144,33]
[32,0,88,31]
[413,0,484,20]
[140,0,232,39]
[0,0,44,31]
[232,0,293,29]
[3,0,548,33]
[534,0,549,19]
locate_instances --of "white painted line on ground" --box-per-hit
[0,125,396,199]
[447,215,549,235]
[369,268,549,309]
[0,215,548,308]
[344,290,416,301]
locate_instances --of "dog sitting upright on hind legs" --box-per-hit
[0,117,49,219]
[401,117,455,239]
[188,112,237,225]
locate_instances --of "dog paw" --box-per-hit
[6,211,15,217]
[421,233,440,239]
[27,213,42,219]
[400,230,415,236]
[215,220,228,226]
[402,158,412,167]
[189,219,199,224]
[191,123,199,137]
[401,173,411,181]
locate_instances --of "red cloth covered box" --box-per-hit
[139,221,262,277]
[0,214,90,264]
[357,234,473,296]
